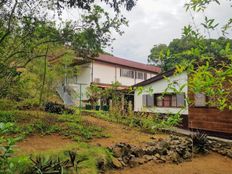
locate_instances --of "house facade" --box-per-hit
[57,54,160,106]
[133,69,232,138]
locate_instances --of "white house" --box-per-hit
[133,69,232,137]
[57,54,161,106]
[133,69,188,115]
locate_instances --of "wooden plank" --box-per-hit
[188,107,232,134]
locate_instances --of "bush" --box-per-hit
[192,132,209,154]
[0,99,17,111]
[16,98,39,110]
[45,102,74,115]
[45,102,65,114]
[0,111,16,123]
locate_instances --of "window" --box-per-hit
[194,93,207,107]
[137,72,144,80]
[154,93,185,108]
[120,68,134,78]
[156,96,163,107]
[177,94,185,107]
[142,94,154,107]
[144,73,147,80]
[171,95,177,107]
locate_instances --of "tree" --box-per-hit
[0,1,135,102]
[148,37,232,72]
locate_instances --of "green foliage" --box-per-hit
[44,102,75,115]
[9,143,113,174]
[84,109,179,133]
[148,37,232,71]
[0,99,17,111]
[86,84,103,107]
[0,122,19,174]
[0,0,133,104]
[192,132,209,154]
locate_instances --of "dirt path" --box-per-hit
[83,116,167,147]
[107,153,232,174]
[15,134,76,155]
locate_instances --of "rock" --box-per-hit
[169,151,181,163]
[97,158,107,170]
[143,155,153,162]
[112,146,123,158]
[122,155,130,164]
[144,147,157,155]
[158,140,170,149]
[128,156,140,167]
[155,153,161,159]
[112,158,123,169]
[131,147,145,157]
[227,151,232,158]
[160,156,166,162]
[183,151,192,159]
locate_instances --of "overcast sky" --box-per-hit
[61,0,232,64]
[103,0,232,63]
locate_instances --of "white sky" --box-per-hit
[60,0,232,63]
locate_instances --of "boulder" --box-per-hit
[112,158,123,169]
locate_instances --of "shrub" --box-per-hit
[45,102,65,114]
[192,132,209,154]
[0,122,19,174]
[0,111,16,123]
[0,99,17,111]
[45,102,75,115]
[16,98,40,110]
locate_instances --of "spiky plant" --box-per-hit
[192,132,209,154]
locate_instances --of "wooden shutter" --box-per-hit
[177,94,185,107]
[142,95,147,106]
[147,95,154,107]
[171,95,177,107]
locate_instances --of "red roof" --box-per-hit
[93,54,161,73]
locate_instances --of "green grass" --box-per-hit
[10,142,113,174]
[82,109,164,134]
[0,110,106,141]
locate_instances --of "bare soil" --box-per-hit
[15,134,76,155]
[83,116,168,147]
[15,116,232,174]
[107,153,232,174]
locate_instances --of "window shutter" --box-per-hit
[171,95,177,107]
[142,95,147,106]
[194,93,206,107]
[147,95,154,107]
[144,73,147,80]
[177,94,185,107]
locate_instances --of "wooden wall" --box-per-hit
[189,107,232,134]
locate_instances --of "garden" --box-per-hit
[0,99,231,174]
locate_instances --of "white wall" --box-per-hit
[134,71,188,115]
[93,62,116,84]
[93,61,156,86]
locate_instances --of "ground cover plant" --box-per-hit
[3,142,114,174]
[0,108,106,142]
[82,108,181,134]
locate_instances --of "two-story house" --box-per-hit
[57,54,161,106]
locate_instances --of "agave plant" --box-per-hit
[28,151,81,174]
[192,131,209,154]
[29,156,64,174]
